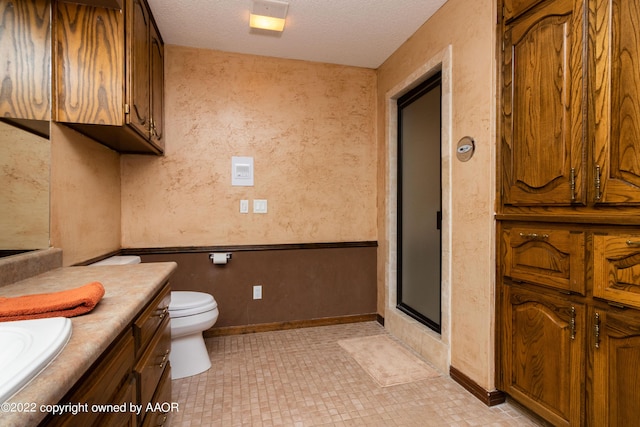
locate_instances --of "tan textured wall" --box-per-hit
[50,124,121,266]
[377,0,497,390]
[0,122,49,249]
[121,47,377,247]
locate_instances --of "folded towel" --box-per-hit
[0,282,105,322]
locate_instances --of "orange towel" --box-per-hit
[0,282,105,322]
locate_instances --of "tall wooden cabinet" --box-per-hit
[52,0,164,154]
[497,0,640,425]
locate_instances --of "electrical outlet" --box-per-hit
[253,285,262,300]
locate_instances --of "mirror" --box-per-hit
[0,0,52,257]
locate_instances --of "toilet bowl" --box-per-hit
[90,255,219,379]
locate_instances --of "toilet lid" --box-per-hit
[169,291,217,318]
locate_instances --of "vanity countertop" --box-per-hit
[0,262,177,427]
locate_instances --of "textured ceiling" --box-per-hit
[146,0,448,69]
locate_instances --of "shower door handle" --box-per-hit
[436,211,442,230]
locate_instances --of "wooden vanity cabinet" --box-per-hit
[40,283,171,427]
[52,0,164,154]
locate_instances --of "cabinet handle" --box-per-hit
[626,240,640,247]
[159,348,170,369]
[594,312,601,349]
[570,306,576,340]
[518,232,549,240]
[570,168,576,201]
[594,164,601,201]
[158,306,169,319]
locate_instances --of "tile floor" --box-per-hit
[170,321,546,426]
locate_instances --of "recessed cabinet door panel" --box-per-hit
[501,0,585,205]
[503,285,584,426]
[594,234,640,309]
[127,0,150,139]
[504,227,586,294]
[591,0,640,204]
[591,308,640,426]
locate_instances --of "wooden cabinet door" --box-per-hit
[593,234,640,309]
[503,226,586,294]
[0,0,50,121]
[591,308,640,426]
[149,21,164,150]
[53,1,123,124]
[127,0,150,139]
[590,0,640,204]
[501,0,585,205]
[502,285,584,426]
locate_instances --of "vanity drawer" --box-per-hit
[134,283,170,357]
[594,234,640,309]
[503,226,586,294]
[141,366,172,427]
[135,315,171,411]
[48,332,134,426]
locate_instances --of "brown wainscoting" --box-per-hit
[449,366,506,406]
[131,242,377,329]
[205,313,378,337]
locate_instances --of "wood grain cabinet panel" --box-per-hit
[590,307,640,426]
[502,284,585,426]
[52,0,164,154]
[590,0,640,205]
[504,227,586,294]
[594,234,640,309]
[0,0,51,124]
[501,0,585,206]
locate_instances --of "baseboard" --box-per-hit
[204,313,378,337]
[376,313,385,326]
[449,366,506,407]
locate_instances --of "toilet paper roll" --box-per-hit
[211,253,228,265]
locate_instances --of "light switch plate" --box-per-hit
[253,199,267,213]
[240,199,249,213]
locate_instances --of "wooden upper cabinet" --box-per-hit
[53,1,123,125]
[0,0,51,122]
[501,0,585,206]
[52,0,164,154]
[590,0,640,205]
[127,0,150,140]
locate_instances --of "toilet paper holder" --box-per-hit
[209,252,232,264]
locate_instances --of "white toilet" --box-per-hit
[90,255,219,379]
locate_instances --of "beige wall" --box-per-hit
[121,47,377,248]
[377,0,497,390]
[50,124,121,266]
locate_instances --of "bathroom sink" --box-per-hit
[0,317,72,403]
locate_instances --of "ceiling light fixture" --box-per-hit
[249,0,289,32]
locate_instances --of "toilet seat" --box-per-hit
[169,291,217,318]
